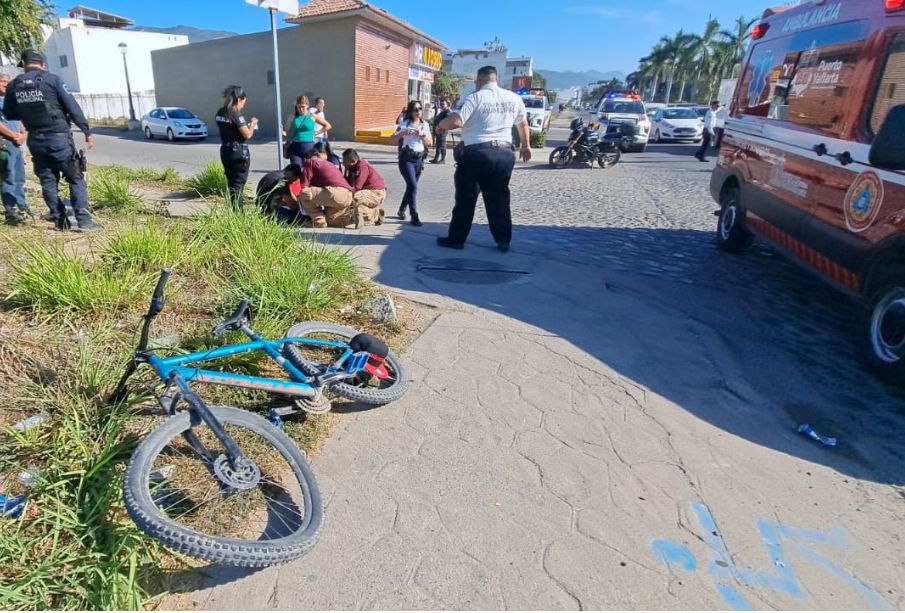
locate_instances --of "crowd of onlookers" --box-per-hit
[251,93,464,232]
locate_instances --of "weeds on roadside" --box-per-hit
[88,173,145,212]
[5,241,154,313]
[0,328,162,610]
[103,219,198,273]
[187,160,229,198]
[195,206,362,336]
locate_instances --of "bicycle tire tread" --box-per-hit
[124,406,324,567]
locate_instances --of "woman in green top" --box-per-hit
[283,95,331,166]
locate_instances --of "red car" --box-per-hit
[711,0,905,380]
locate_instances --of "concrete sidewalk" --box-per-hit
[174,215,904,610]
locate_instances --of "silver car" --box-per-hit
[141,107,208,141]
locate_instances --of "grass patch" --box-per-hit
[0,328,162,610]
[195,207,362,336]
[103,219,198,273]
[186,160,228,198]
[5,241,154,314]
[88,173,145,212]
[0,183,380,608]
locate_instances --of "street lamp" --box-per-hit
[118,42,137,126]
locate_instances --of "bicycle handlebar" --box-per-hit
[153,268,171,300]
[149,268,171,317]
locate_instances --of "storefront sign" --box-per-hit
[409,66,435,82]
[412,43,443,70]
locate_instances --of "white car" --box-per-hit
[596,96,651,152]
[141,107,208,141]
[521,95,551,135]
[650,107,704,143]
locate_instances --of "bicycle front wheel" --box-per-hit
[124,405,323,567]
[283,321,408,406]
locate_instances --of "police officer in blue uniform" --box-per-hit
[2,49,100,231]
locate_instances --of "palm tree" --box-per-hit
[721,16,758,76]
[658,30,698,103]
[640,42,670,102]
[689,18,721,103]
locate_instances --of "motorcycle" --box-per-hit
[549,117,630,169]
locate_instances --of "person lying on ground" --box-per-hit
[255,163,310,224]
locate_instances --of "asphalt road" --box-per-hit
[85,116,905,610]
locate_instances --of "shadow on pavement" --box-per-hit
[320,220,905,486]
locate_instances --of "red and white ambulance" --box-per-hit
[711,0,905,379]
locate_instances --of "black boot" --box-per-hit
[410,213,423,227]
[396,207,406,221]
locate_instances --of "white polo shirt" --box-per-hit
[456,82,527,146]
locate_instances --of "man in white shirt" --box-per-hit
[713,103,728,149]
[695,100,720,162]
[436,65,531,253]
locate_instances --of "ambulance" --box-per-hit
[711,0,905,379]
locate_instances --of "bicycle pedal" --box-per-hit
[266,408,285,429]
[270,405,299,417]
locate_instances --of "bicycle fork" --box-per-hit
[166,372,248,473]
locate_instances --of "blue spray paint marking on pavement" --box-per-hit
[714,582,754,611]
[651,539,697,572]
[650,503,891,611]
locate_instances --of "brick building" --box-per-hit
[151,0,444,141]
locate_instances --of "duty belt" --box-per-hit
[464,140,515,152]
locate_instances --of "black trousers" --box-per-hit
[713,127,724,150]
[447,145,516,245]
[696,130,712,159]
[220,142,250,206]
[28,133,91,221]
[433,133,447,160]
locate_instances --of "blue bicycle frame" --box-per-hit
[149,337,356,398]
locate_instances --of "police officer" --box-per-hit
[2,49,100,231]
[215,85,258,206]
[436,66,530,253]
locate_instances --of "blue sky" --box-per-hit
[65,0,772,74]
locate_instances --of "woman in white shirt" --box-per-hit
[389,100,433,226]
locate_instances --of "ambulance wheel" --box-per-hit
[863,266,905,383]
[716,186,754,252]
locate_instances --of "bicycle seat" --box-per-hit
[212,300,253,337]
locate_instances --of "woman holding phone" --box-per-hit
[389,100,432,226]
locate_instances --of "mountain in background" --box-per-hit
[537,69,626,90]
[130,26,238,43]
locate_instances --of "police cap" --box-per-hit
[17,49,46,68]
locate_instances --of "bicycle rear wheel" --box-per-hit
[283,321,408,406]
[124,405,323,567]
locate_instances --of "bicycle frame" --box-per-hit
[148,336,355,398]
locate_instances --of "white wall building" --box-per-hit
[505,56,533,83]
[43,7,188,95]
[443,49,535,96]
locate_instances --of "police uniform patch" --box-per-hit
[844,171,884,233]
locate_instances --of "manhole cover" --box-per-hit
[416,257,531,285]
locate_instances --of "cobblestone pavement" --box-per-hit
[89,118,905,610]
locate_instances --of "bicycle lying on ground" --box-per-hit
[109,269,407,566]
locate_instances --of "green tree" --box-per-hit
[431,69,468,100]
[548,91,558,103]
[532,71,547,90]
[0,0,54,60]
[582,79,625,106]
[483,36,508,53]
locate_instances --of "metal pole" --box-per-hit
[270,7,284,169]
[122,54,136,121]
